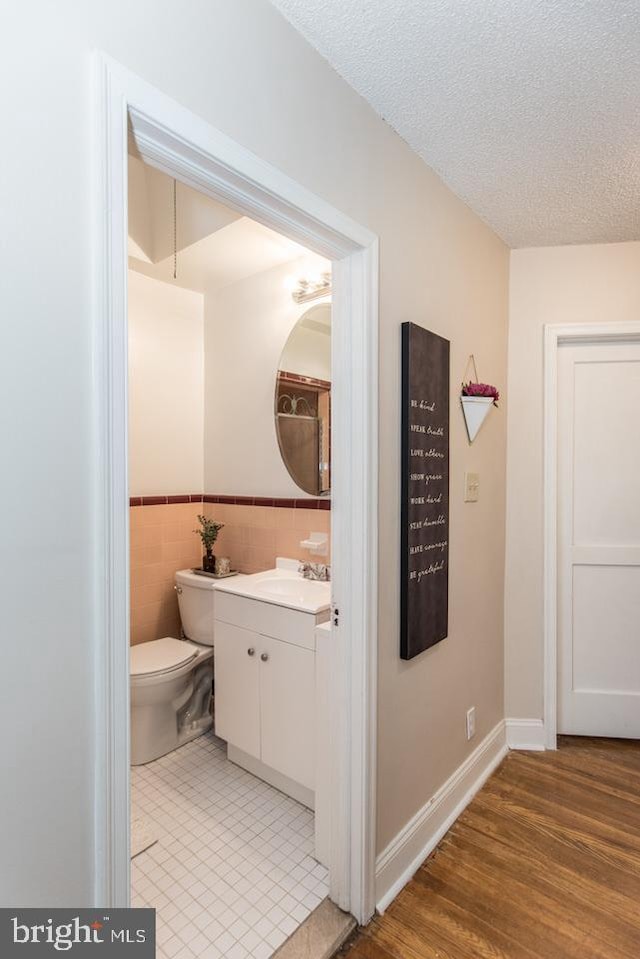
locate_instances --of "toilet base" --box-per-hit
[133,715,213,766]
[178,713,213,750]
[131,655,214,765]
[132,712,213,766]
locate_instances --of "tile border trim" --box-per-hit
[129,493,331,510]
[129,494,203,507]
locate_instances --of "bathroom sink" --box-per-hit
[250,577,327,605]
[213,562,331,614]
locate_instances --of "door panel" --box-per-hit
[558,341,640,737]
[572,565,640,693]
[259,635,315,790]
[214,622,261,758]
[573,359,640,544]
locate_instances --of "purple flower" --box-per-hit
[461,381,499,406]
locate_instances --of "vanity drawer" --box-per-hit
[215,591,325,649]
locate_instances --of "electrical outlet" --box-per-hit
[464,472,480,502]
[466,706,476,741]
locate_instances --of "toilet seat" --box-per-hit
[130,636,200,680]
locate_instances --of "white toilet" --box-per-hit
[130,569,219,765]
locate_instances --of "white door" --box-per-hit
[214,622,261,757]
[558,340,640,737]
[259,635,316,790]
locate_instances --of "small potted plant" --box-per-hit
[194,515,225,572]
[460,381,499,443]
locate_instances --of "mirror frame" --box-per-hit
[274,301,331,496]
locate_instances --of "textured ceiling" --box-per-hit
[271,0,640,247]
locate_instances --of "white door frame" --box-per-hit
[93,53,379,924]
[543,321,640,750]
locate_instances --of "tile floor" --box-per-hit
[131,730,329,959]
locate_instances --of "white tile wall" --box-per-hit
[131,731,328,958]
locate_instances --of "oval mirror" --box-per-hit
[275,302,331,496]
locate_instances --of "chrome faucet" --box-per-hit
[299,562,331,582]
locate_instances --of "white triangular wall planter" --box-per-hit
[461,396,494,443]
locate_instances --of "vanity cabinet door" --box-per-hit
[259,635,315,790]
[214,622,261,759]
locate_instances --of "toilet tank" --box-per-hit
[175,570,216,646]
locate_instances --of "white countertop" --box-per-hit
[214,563,331,615]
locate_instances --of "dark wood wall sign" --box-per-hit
[401,323,450,659]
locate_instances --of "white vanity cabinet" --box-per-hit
[213,622,262,759]
[259,634,315,789]
[214,590,328,807]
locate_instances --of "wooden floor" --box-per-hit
[342,737,640,959]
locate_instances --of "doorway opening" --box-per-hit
[93,55,378,931]
[128,151,338,953]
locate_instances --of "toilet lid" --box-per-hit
[130,637,198,678]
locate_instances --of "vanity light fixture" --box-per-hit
[291,271,332,303]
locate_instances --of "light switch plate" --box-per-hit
[464,471,480,502]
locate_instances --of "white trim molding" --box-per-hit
[543,321,640,752]
[375,721,508,914]
[505,718,546,751]
[93,53,379,923]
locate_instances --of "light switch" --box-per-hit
[464,471,479,502]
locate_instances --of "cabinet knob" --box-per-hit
[174,585,183,594]
[247,647,255,656]
[260,652,269,662]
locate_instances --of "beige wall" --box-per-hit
[2,0,508,902]
[376,246,508,851]
[505,242,640,719]
[128,271,204,496]
[204,252,329,498]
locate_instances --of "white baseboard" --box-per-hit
[505,718,546,751]
[375,720,508,914]
[227,745,315,810]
